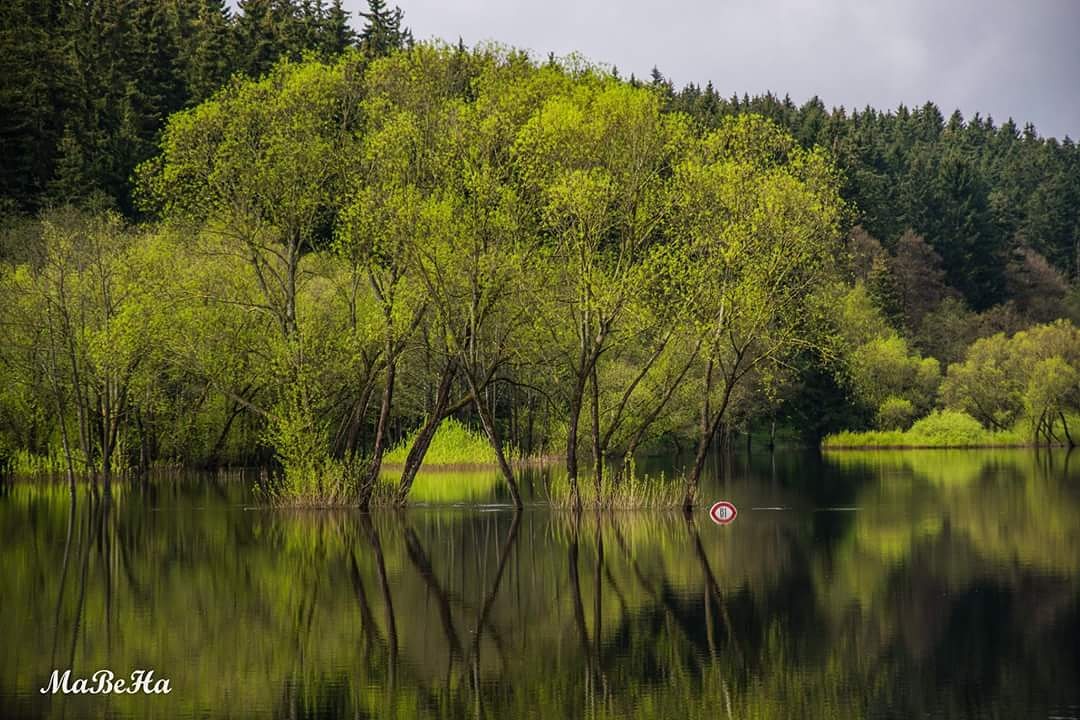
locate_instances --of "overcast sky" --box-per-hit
[349,0,1080,140]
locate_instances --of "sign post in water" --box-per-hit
[709,501,737,525]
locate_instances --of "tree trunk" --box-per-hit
[210,396,246,465]
[396,362,456,502]
[683,370,735,511]
[136,411,149,475]
[565,371,588,509]
[359,343,396,509]
[590,364,603,495]
[683,361,713,510]
[684,419,717,511]
[526,393,536,458]
[100,390,112,488]
[464,369,522,508]
[1060,411,1075,448]
[53,387,76,484]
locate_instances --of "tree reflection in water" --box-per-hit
[0,449,1078,718]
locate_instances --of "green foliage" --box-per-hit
[1024,357,1078,441]
[909,409,995,444]
[835,282,941,421]
[260,375,360,504]
[670,90,1080,310]
[383,418,498,466]
[875,396,915,431]
[848,336,940,412]
[824,410,1026,448]
[0,0,412,216]
[940,320,1080,439]
[4,41,1079,504]
[866,253,902,324]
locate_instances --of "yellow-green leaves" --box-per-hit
[145,57,357,237]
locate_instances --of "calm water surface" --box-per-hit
[2,450,1079,719]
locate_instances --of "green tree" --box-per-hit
[357,0,411,58]
[178,0,237,105]
[670,115,845,506]
[0,209,153,477]
[141,54,364,501]
[940,320,1080,440]
[513,75,686,504]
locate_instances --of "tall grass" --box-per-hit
[4,448,105,475]
[257,460,357,507]
[544,461,685,509]
[823,410,1031,449]
[383,417,499,466]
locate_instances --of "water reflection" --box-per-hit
[1,451,1078,719]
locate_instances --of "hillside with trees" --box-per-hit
[1,1,1077,507]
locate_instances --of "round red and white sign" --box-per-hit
[709,501,737,525]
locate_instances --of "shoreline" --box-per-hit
[822,443,1069,450]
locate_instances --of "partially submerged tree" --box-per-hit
[0,210,152,479]
[140,54,365,501]
[513,77,690,505]
[669,116,846,508]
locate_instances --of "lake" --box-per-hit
[2,449,1078,719]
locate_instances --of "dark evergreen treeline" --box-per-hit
[0,0,410,215]
[656,79,1080,309]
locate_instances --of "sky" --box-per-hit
[347,0,1080,140]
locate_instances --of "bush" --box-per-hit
[265,402,358,505]
[907,410,988,444]
[875,396,915,430]
[822,410,1027,448]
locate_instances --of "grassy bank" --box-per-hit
[383,418,499,466]
[823,410,1039,449]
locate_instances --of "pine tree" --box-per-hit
[235,0,281,78]
[47,0,124,207]
[358,0,411,58]
[121,1,186,165]
[319,0,356,57]
[0,0,69,210]
[181,0,236,104]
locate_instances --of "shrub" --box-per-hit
[822,410,1028,448]
[907,410,988,445]
[875,396,915,430]
[265,403,358,505]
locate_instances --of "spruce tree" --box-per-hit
[235,0,281,78]
[358,0,411,58]
[867,254,903,326]
[320,0,356,57]
[0,0,69,211]
[181,0,236,105]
